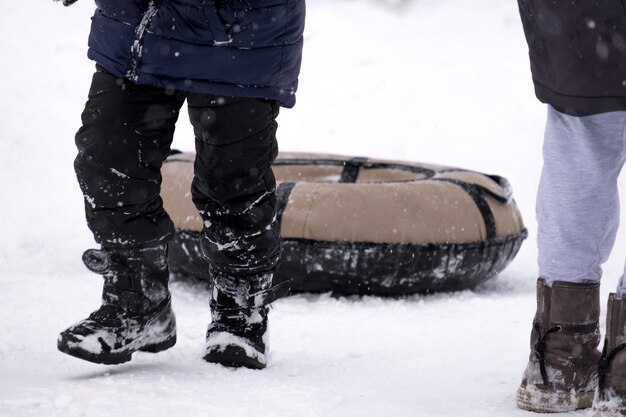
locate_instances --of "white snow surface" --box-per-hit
[2,1,625,416]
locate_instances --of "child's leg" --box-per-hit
[58,69,187,365]
[186,94,284,369]
[74,68,186,247]
[537,106,626,285]
[187,95,281,276]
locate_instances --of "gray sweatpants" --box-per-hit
[539,106,626,295]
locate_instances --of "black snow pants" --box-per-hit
[74,67,281,276]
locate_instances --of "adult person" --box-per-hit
[515,1,626,414]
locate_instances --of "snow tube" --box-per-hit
[162,152,527,295]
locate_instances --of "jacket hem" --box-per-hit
[535,82,626,117]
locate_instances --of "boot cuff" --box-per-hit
[537,278,600,326]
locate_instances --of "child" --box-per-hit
[515,1,626,414]
[54,0,305,369]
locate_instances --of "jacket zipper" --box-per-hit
[128,1,160,81]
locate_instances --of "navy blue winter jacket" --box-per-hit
[89,0,305,107]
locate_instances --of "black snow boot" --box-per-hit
[203,271,289,369]
[57,244,176,365]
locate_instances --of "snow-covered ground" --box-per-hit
[1,1,623,416]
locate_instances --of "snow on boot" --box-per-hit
[203,272,289,369]
[516,278,600,413]
[57,245,176,365]
[593,294,626,416]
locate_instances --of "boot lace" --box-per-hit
[533,321,562,387]
[598,341,626,400]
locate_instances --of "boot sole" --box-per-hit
[592,410,626,417]
[58,335,177,365]
[516,384,594,413]
[592,401,626,417]
[591,410,626,417]
[203,345,266,370]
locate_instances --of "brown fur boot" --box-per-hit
[516,278,600,413]
[593,294,626,416]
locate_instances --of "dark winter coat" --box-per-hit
[89,0,305,107]
[517,0,626,116]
